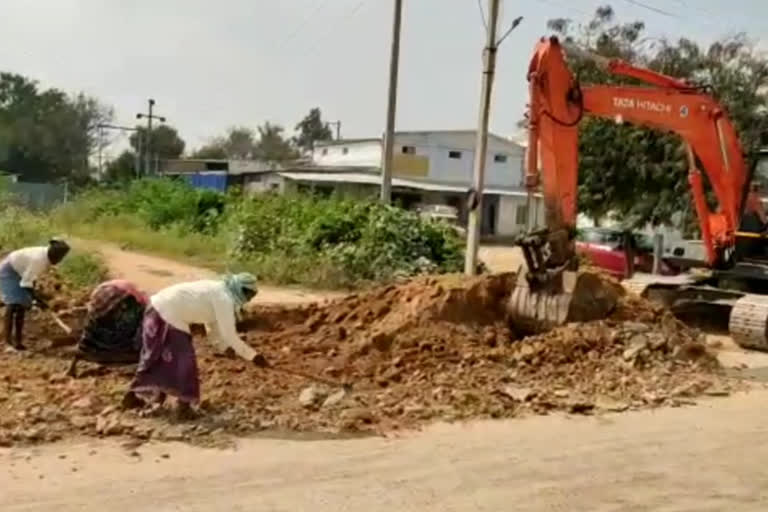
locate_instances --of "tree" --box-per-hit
[293,107,333,153]
[191,127,256,160]
[253,122,299,162]
[104,150,138,183]
[191,140,227,159]
[0,72,114,183]
[129,124,185,160]
[72,93,115,163]
[223,126,256,159]
[540,5,768,229]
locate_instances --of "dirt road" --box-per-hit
[3,390,768,511]
[80,240,342,303]
[4,242,767,510]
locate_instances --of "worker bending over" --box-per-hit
[122,272,269,420]
[68,279,148,377]
[0,239,70,350]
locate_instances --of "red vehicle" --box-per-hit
[574,228,669,279]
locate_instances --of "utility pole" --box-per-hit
[97,124,105,180]
[327,120,342,140]
[380,0,403,203]
[136,99,166,176]
[96,123,139,181]
[464,2,523,275]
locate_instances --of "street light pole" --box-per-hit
[136,99,166,176]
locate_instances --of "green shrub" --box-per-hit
[0,205,53,251]
[58,251,108,288]
[55,178,227,235]
[0,205,106,289]
[229,195,463,286]
[53,179,465,289]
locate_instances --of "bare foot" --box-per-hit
[121,392,146,410]
[214,347,237,359]
[66,358,79,378]
[175,402,198,422]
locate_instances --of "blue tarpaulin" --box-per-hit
[181,172,227,191]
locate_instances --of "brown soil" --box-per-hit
[0,271,730,448]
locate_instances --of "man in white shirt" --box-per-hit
[122,272,269,420]
[0,239,70,349]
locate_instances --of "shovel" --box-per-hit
[0,301,72,335]
[48,310,72,335]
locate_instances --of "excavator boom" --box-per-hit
[510,36,750,334]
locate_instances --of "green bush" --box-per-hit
[58,251,108,288]
[229,195,463,286]
[0,205,53,251]
[56,178,226,235]
[0,204,106,289]
[54,179,465,289]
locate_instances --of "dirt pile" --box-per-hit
[0,271,732,448]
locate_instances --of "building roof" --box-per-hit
[277,171,532,197]
[314,138,381,147]
[314,130,522,149]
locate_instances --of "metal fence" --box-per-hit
[5,182,67,211]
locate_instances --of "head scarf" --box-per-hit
[223,272,258,309]
[108,279,148,305]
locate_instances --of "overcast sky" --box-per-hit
[0,0,764,159]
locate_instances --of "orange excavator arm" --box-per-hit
[525,36,748,268]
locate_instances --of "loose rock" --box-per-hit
[322,389,347,408]
[298,386,327,408]
[500,385,534,402]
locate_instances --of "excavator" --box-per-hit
[508,36,768,349]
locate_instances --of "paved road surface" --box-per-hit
[3,390,768,511]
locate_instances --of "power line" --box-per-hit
[622,0,680,19]
[275,0,334,51]
[301,0,370,59]
[477,0,487,31]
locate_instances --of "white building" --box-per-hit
[161,130,544,238]
[313,131,523,188]
[284,130,542,237]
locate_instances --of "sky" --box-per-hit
[0,0,765,160]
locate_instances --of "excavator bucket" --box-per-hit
[507,269,622,334]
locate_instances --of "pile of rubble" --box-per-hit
[0,271,733,447]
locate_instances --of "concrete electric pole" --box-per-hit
[136,99,166,176]
[464,2,523,275]
[327,120,342,140]
[380,0,403,203]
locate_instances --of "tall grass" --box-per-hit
[0,205,107,288]
[57,252,108,288]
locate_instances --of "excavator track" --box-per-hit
[623,273,768,350]
[729,294,768,350]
